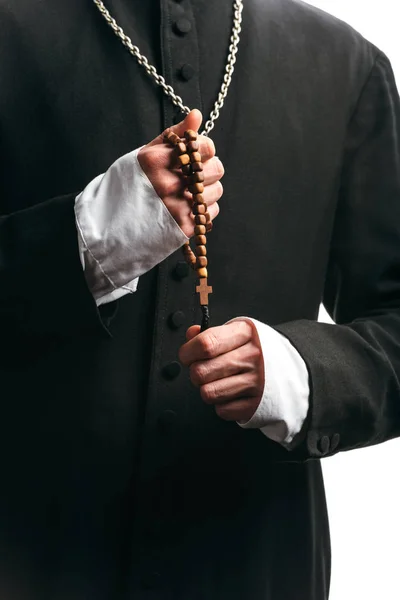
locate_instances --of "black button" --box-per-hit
[174,18,192,35]
[319,435,330,455]
[140,571,161,589]
[173,261,190,280]
[162,361,182,380]
[169,310,185,329]
[179,63,195,81]
[157,409,178,431]
[331,433,340,452]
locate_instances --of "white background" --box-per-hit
[305,1,400,599]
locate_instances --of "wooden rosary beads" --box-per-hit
[163,128,213,331]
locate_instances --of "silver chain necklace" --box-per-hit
[92,0,243,136]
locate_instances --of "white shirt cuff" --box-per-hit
[96,277,139,306]
[230,317,310,447]
[75,147,188,304]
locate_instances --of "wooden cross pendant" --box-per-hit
[196,278,213,306]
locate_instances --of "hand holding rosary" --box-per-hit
[164,127,213,332]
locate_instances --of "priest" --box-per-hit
[0,1,399,599]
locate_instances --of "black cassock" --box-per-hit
[1,1,400,598]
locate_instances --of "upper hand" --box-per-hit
[179,320,265,422]
[137,109,224,237]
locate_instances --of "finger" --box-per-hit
[148,109,203,147]
[190,342,261,386]
[206,201,220,223]
[197,136,216,163]
[179,321,253,366]
[202,181,223,207]
[202,157,225,186]
[200,373,260,405]
[214,399,260,423]
[186,325,201,341]
[183,180,223,207]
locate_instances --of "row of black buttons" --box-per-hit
[160,5,195,379]
[137,3,194,593]
[173,8,195,108]
[161,261,191,380]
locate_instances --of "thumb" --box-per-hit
[149,109,203,146]
[170,109,203,137]
[186,325,201,342]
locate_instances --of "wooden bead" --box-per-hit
[195,235,207,245]
[187,141,199,152]
[192,202,207,215]
[206,221,213,233]
[178,154,190,166]
[191,162,203,172]
[193,193,204,204]
[194,224,206,235]
[167,132,180,145]
[197,267,208,278]
[175,142,187,155]
[163,129,173,141]
[197,245,207,256]
[196,256,208,268]
[190,152,202,163]
[181,164,192,175]
[194,215,207,225]
[184,129,198,141]
[205,212,211,222]
[189,183,204,194]
[191,171,204,183]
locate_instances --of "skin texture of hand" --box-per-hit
[138,109,224,237]
[179,320,265,422]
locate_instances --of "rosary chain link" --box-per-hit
[92,0,243,136]
[202,0,243,135]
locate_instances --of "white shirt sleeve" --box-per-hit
[230,317,310,448]
[75,147,188,306]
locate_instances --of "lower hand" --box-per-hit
[179,320,265,422]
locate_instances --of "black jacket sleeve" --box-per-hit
[275,51,400,459]
[0,193,110,338]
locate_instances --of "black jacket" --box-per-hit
[0,1,399,598]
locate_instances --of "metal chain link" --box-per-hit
[92,0,243,136]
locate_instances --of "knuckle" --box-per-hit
[163,178,179,198]
[249,342,262,362]
[236,319,253,339]
[217,181,224,198]
[205,137,216,158]
[190,362,206,385]
[210,203,220,219]
[200,382,217,404]
[215,158,225,179]
[142,148,159,170]
[199,332,219,358]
